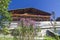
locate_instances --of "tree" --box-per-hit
[0,0,11,40]
[0,0,11,28]
[11,18,35,40]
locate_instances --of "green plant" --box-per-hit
[0,0,11,40]
[0,0,12,27]
[55,35,60,40]
[11,28,19,40]
[45,36,56,40]
[0,37,13,40]
[11,25,35,40]
[2,27,10,35]
[1,27,10,40]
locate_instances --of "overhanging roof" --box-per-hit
[9,8,51,16]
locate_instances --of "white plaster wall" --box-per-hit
[35,21,60,36]
[9,21,18,29]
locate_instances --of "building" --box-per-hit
[9,8,51,29]
[9,8,51,21]
[35,21,60,36]
[9,8,60,37]
[56,17,60,21]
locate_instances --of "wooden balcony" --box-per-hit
[12,13,50,18]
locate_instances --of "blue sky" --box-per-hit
[8,0,60,18]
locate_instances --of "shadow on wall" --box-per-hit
[46,30,56,37]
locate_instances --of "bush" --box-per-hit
[45,36,56,40]
[11,29,19,36]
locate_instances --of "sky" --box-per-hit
[8,0,60,18]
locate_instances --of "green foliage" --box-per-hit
[11,29,19,36]
[44,35,60,40]
[2,27,10,35]
[55,35,60,40]
[45,36,56,40]
[36,27,41,32]
[0,0,12,28]
[11,25,35,40]
[0,37,13,40]
[0,1,11,40]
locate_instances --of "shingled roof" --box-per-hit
[9,8,51,16]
